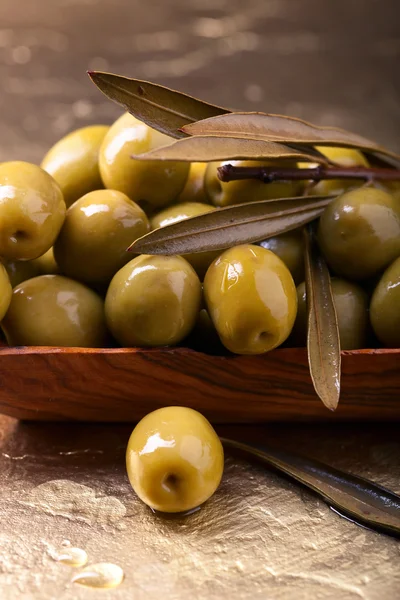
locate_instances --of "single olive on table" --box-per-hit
[99,112,190,211]
[1,275,108,347]
[126,406,224,513]
[54,189,150,285]
[204,244,298,354]
[105,255,202,347]
[41,125,109,208]
[370,256,400,348]
[0,161,66,261]
[150,202,221,279]
[291,278,369,350]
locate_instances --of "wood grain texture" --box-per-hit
[0,346,398,422]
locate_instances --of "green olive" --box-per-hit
[99,112,189,211]
[1,275,107,347]
[105,255,202,347]
[41,125,109,208]
[204,245,297,354]
[291,278,369,350]
[370,257,400,347]
[54,190,149,285]
[4,248,59,288]
[205,160,302,208]
[176,162,209,204]
[306,146,369,196]
[0,263,12,321]
[318,187,400,280]
[32,247,59,275]
[259,229,304,285]
[3,259,42,288]
[0,162,66,261]
[126,406,224,513]
[150,202,221,279]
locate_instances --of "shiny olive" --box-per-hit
[105,255,202,347]
[4,248,59,289]
[2,275,108,347]
[0,161,66,261]
[126,406,224,513]
[41,125,109,208]
[370,257,400,348]
[306,146,369,196]
[291,278,369,350]
[99,112,189,210]
[3,259,42,288]
[259,229,304,285]
[204,160,302,207]
[150,202,221,279]
[204,245,297,354]
[318,187,400,280]
[54,190,149,285]
[0,263,12,321]
[32,247,59,275]
[176,162,209,204]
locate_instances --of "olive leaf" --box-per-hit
[182,113,400,163]
[131,135,328,163]
[222,438,400,538]
[88,71,228,139]
[304,225,341,411]
[129,196,332,255]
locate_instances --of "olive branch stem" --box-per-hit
[217,164,400,184]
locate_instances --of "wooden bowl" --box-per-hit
[0,345,399,421]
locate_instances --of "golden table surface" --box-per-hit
[1,417,400,599]
[0,0,399,598]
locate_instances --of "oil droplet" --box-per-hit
[72,563,124,589]
[56,547,88,567]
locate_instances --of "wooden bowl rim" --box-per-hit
[0,345,398,357]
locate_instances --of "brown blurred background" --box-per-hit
[0,0,399,163]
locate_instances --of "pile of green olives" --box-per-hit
[0,113,399,353]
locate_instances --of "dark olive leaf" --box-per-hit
[129,196,332,254]
[182,113,400,163]
[131,135,327,163]
[88,71,228,139]
[222,438,400,538]
[304,226,341,411]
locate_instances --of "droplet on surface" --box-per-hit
[72,563,124,589]
[56,547,88,567]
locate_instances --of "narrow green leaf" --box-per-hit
[88,71,228,139]
[182,112,400,163]
[129,196,332,254]
[131,135,327,163]
[222,438,400,538]
[304,226,341,411]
